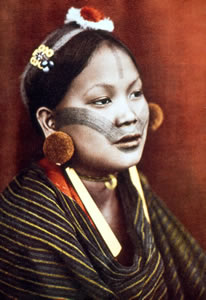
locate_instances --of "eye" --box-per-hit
[129,90,143,100]
[91,97,112,106]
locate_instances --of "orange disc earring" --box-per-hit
[43,131,74,165]
[148,102,164,131]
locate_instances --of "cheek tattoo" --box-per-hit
[55,107,121,142]
[54,107,148,144]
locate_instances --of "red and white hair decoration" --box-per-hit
[64,7,114,32]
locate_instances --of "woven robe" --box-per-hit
[0,161,205,299]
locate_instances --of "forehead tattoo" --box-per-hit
[54,107,146,145]
[109,46,124,79]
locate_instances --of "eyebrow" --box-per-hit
[84,77,141,97]
[83,83,114,97]
[127,77,142,92]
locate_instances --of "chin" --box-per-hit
[109,148,144,173]
[71,140,145,176]
[122,155,142,170]
[112,133,147,171]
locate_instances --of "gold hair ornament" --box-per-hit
[30,44,54,72]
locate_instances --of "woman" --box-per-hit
[0,6,205,299]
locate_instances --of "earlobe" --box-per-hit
[36,107,56,138]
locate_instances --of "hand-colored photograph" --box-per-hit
[0,0,205,299]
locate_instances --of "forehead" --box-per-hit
[58,43,141,108]
[89,43,138,77]
[71,43,139,89]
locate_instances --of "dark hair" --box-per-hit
[21,23,139,134]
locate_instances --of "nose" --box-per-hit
[115,101,137,127]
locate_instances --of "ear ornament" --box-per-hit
[43,131,74,165]
[148,102,164,131]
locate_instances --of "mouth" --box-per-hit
[114,133,142,149]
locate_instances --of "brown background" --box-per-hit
[0,0,206,249]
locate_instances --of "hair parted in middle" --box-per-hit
[21,21,140,135]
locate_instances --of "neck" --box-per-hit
[76,169,118,190]
[81,178,117,209]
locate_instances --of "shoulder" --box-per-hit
[0,164,76,234]
[0,164,79,253]
[1,164,58,208]
[137,170,163,210]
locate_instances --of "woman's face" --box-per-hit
[55,43,149,176]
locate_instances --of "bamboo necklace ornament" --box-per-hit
[128,166,150,224]
[43,131,122,257]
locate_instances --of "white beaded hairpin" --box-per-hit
[29,6,114,72]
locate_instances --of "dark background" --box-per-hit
[1,0,206,249]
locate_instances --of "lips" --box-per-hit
[114,133,141,149]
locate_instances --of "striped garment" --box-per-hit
[0,162,205,299]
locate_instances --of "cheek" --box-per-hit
[131,98,149,131]
[62,125,109,153]
[67,126,118,170]
[138,99,149,121]
[136,100,149,144]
